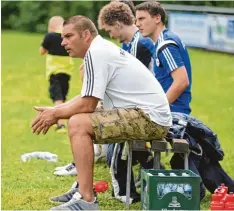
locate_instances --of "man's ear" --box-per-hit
[83,30,92,41]
[154,14,162,24]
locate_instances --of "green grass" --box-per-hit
[1,31,234,210]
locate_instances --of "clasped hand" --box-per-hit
[31,106,58,135]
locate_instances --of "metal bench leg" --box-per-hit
[126,141,132,210]
[153,151,161,169]
[184,152,189,170]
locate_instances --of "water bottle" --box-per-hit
[215,186,226,197]
[184,184,192,198]
[21,151,58,162]
[177,184,184,194]
[157,183,165,197]
[171,184,178,192]
[163,184,171,196]
[210,200,225,210]
[225,192,234,210]
[220,183,228,195]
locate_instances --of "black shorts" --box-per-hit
[49,73,70,102]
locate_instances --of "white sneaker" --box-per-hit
[54,163,77,176]
[54,162,74,171]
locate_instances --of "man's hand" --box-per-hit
[31,106,58,135]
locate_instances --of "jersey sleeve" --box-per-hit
[81,49,109,100]
[41,33,53,50]
[136,42,152,68]
[158,43,184,74]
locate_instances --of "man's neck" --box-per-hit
[123,25,139,44]
[152,24,166,43]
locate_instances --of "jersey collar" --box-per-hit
[157,28,168,44]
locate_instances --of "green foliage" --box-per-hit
[2,1,234,33]
[1,1,107,33]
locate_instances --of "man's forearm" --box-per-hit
[54,95,81,109]
[54,96,96,119]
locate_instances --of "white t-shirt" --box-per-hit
[81,35,172,127]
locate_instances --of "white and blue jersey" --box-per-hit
[154,28,192,114]
[122,30,154,72]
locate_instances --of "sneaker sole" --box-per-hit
[54,163,72,171]
[49,198,63,204]
[53,171,77,176]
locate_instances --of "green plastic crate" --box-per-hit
[141,169,200,210]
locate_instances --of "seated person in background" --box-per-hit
[136,2,192,115]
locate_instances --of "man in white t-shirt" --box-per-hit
[31,15,172,210]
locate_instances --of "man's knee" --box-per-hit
[68,114,92,138]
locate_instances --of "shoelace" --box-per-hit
[65,163,75,171]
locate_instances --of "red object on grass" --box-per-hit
[225,192,234,210]
[93,181,108,193]
[212,192,223,202]
[210,200,225,210]
[210,184,234,210]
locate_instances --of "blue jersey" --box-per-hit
[122,30,154,71]
[154,28,192,114]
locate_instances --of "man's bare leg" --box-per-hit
[68,113,95,202]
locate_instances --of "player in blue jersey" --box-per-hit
[98,1,156,203]
[136,1,192,114]
[135,2,209,199]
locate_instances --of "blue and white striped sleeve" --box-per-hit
[158,44,184,74]
[81,49,108,100]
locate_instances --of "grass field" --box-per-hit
[2,31,234,210]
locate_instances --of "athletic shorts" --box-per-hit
[89,107,169,144]
[49,73,70,102]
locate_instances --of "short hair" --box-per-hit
[119,0,135,16]
[98,2,135,29]
[63,15,98,37]
[111,0,136,16]
[135,1,166,25]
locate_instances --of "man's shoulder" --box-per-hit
[162,29,182,44]
[138,36,154,47]
[90,36,120,57]
[137,38,154,56]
